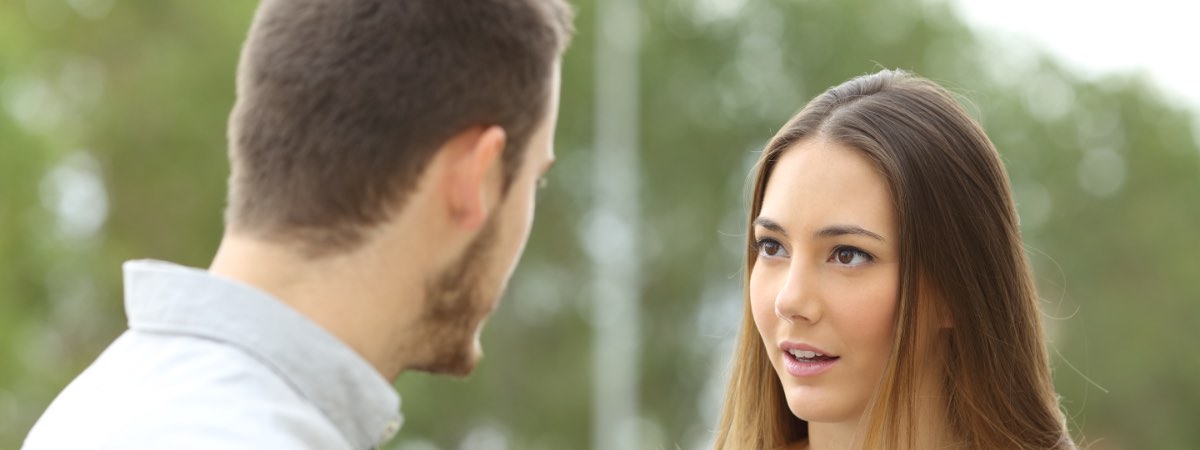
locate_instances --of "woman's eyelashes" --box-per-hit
[755,238,873,268]
[828,245,874,267]
[755,238,789,259]
[753,240,878,267]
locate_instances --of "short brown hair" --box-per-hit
[225,0,573,253]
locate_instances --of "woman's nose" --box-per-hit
[774,264,821,324]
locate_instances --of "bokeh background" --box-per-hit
[2,0,1198,449]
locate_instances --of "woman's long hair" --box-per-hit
[714,70,1075,450]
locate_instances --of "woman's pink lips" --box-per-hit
[783,351,839,377]
[780,343,839,377]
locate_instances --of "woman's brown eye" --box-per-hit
[830,246,871,266]
[757,239,786,258]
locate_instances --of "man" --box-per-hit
[24,0,573,448]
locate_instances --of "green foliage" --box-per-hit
[2,0,1197,448]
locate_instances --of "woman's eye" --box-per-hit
[830,246,872,266]
[756,239,788,258]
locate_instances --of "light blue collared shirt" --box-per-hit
[24,260,403,449]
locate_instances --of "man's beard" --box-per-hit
[405,216,500,377]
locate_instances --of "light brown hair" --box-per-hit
[715,70,1075,449]
[225,0,574,253]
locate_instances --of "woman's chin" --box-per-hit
[784,392,858,424]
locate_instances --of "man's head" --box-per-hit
[222,0,573,376]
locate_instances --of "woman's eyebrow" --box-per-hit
[815,225,886,242]
[755,218,886,242]
[752,217,788,238]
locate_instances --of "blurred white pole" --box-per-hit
[591,0,641,448]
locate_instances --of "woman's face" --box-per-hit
[750,139,899,424]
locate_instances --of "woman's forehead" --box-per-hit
[758,141,896,239]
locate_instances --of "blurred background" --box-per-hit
[2,0,1198,449]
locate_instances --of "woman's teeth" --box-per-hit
[789,349,825,359]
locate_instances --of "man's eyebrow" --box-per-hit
[815,225,885,242]
[752,217,788,238]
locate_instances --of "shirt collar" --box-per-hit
[123,259,403,448]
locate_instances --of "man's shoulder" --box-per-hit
[23,331,348,449]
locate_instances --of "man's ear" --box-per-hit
[443,125,506,231]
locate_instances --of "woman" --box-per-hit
[714,70,1076,449]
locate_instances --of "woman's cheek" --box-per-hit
[749,268,776,333]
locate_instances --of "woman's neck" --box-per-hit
[804,417,862,450]
[803,408,950,449]
[804,365,952,449]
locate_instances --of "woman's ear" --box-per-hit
[919,275,954,329]
[935,290,953,330]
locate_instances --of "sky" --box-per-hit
[950,0,1200,111]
